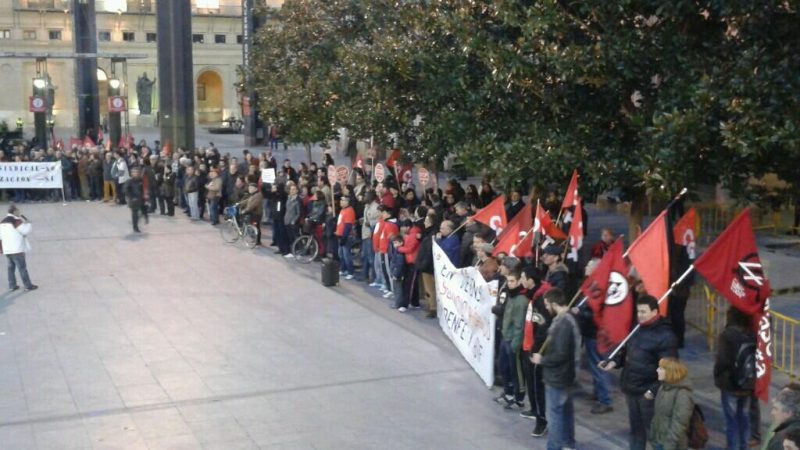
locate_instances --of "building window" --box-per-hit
[214,34,226,44]
[192,34,205,44]
[29,0,55,8]
[23,30,37,40]
[99,31,111,42]
[146,32,157,43]
[122,31,135,42]
[0,30,10,40]
[197,84,206,101]
[236,35,243,44]
[128,0,152,12]
[48,30,62,41]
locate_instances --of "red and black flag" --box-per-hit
[693,209,772,403]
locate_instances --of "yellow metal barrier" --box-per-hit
[685,283,798,381]
[693,203,797,241]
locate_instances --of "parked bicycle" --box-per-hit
[220,205,259,248]
[291,219,321,264]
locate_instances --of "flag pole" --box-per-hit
[604,264,695,362]
[534,289,583,355]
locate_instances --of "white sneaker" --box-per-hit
[382,291,393,298]
[344,274,354,280]
[284,253,294,258]
[339,271,346,275]
[398,307,407,312]
[368,282,380,287]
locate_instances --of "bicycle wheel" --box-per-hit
[221,219,239,243]
[292,235,318,264]
[243,225,259,248]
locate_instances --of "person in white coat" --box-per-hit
[0,205,37,291]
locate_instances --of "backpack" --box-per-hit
[687,404,709,449]
[733,341,757,391]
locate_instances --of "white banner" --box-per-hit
[0,162,63,189]
[433,241,498,387]
[261,168,276,184]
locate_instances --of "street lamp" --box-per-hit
[108,78,123,148]
[31,77,48,147]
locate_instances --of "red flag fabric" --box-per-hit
[397,163,413,185]
[386,149,401,169]
[673,207,699,260]
[69,137,81,149]
[83,135,96,148]
[693,209,772,402]
[535,202,567,245]
[626,210,670,316]
[472,195,507,235]
[561,169,579,211]
[493,202,532,257]
[566,198,584,262]
[581,240,633,353]
[97,129,104,143]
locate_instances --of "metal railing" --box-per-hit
[694,203,796,244]
[14,0,243,16]
[685,282,798,381]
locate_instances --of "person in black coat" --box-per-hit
[124,167,148,232]
[601,295,678,450]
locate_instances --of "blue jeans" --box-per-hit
[373,252,385,288]
[338,237,354,275]
[626,393,655,450]
[545,385,575,450]
[498,341,523,401]
[361,238,374,281]
[7,253,33,289]
[209,198,220,224]
[721,390,750,450]
[585,337,613,406]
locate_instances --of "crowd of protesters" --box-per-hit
[3,138,800,450]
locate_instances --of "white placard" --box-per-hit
[261,168,276,184]
[0,162,63,189]
[433,241,497,387]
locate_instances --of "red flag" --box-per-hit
[353,154,364,169]
[472,195,507,235]
[566,198,584,262]
[386,149,401,169]
[493,202,533,257]
[69,137,82,149]
[397,163,413,185]
[561,169,579,211]
[693,209,772,402]
[627,210,670,316]
[97,129,104,143]
[581,240,633,353]
[83,135,96,148]
[673,207,699,260]
[56,138,64,149]
[535,202,567,245]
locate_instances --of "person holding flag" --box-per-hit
[600,294,678,450]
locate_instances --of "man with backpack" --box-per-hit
[715,307,757,450]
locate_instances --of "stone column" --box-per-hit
[157,0,195,151]
[72,0,100,140]
[242,0,266,146]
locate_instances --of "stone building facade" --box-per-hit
[0,0,279,132]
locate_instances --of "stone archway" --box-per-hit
[196,69,224,124]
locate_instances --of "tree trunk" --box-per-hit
[304,142,312,165]
[627,190,646,244]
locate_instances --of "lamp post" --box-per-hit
[32,77,48,148]
[108,78,122,148]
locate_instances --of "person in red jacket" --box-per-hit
[377,206,399,298]
[397,218,422,310]
[335,196,357,279]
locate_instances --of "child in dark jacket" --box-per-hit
[389,235,407,310]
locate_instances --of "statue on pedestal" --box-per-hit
[136,72,157,115]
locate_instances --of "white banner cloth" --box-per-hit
[0,162,63,189]
[433,241,498,387]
